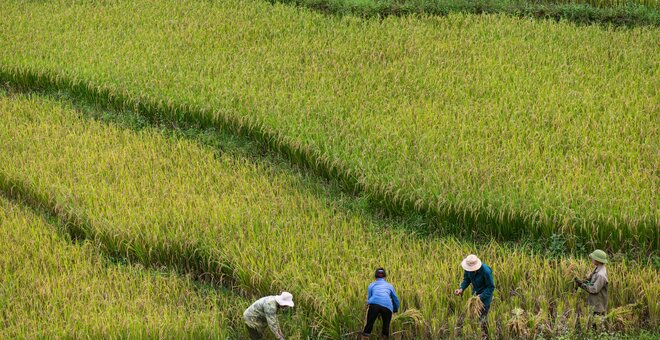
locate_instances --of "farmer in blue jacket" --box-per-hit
[454,254,495,339]
[362,268,400,339]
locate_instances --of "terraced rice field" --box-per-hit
[1,0,657,338]
[1,0,657,252]
[0,92,656,338]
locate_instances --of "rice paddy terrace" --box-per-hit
[0,0,657,338]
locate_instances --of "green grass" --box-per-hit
[1,91,656,338]
[0,0,656,252]
[0,195,247,338]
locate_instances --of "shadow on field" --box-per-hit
[266,0,660,28]
[1,82,462,242]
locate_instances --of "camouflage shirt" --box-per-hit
[243,296,283,338]
[583,264,608,313]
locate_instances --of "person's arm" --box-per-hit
[367,283,374,303]
[264,304,284,340]
[479,270,495,301]
[460,270,471,290]
[390,286,400,313]
[584,273,606,294]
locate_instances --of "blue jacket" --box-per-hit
[367,278,400,312]
[460,264,495,307]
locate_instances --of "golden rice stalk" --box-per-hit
[466,296,484,320]
[562,262,583,282]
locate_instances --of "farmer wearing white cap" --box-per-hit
[243,292,294,340]
[454,254,495,339]
[575,249,609,315]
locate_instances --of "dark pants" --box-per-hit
[246,325,263,340]
[362,304,393,338]
[479,304,491,339]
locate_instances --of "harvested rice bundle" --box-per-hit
[606,304,641,332]
[391,308,426,338]
[466,296,485,319]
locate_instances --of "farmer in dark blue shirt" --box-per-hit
[362,268,400,339]
[454,254,495,339]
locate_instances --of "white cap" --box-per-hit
[461,254,482,272]
[275,292,294,307]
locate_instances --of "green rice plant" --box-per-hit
[0,196,247,338]
[530,312,551,338]
[2,92,656,337]
[0,0,656,253]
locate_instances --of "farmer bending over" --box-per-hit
[243,292,294,340]
[575,249,609,316]
[362,268,400,339]
[454,254,495,340]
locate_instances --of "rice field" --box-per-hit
[1,0,657,253]
[0,195,248,338]
[1,92,656,338]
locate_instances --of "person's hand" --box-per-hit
[573,277,581,290]
[454,288,463,296]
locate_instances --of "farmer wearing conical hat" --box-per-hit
[454,254,495,340]
[575,249,609,315]
[243,292,294,340]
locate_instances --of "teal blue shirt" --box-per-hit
[460,264,495,307]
